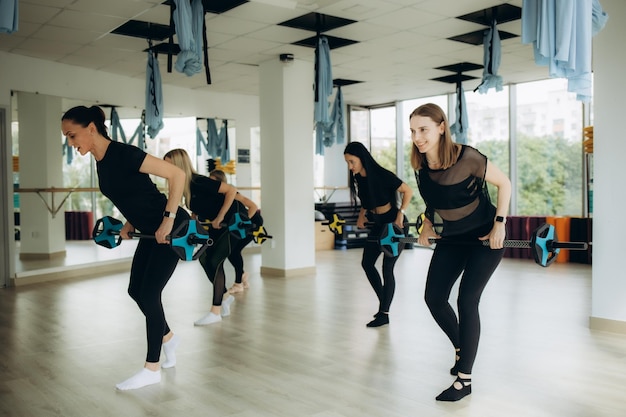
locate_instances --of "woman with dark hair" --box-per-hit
[163,149,237,325]
[409,103,511,401]
[343,141,413,327]
[61,105,188,391]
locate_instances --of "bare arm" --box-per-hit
[481,160,511,249]
[139,154,186,243]
[395,182,413,228]
[235,193,259,219]
[212,181,237,229]
[356,207,368,229]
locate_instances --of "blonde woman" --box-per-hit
[209,169,262,293]
[164,149,237,325]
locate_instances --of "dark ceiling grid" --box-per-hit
[292,34,358,50]
[448,29,517,46]
[278,12,361,88]
[456,3,522,25]
[113,0,252,80]
[277,12,357,33]
[433,3,522,85]
[111,20,173,41]
[162,0,248,14]
[333,79,363,87]
[431,62,482,85]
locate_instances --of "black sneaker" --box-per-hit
[366,313,389,327]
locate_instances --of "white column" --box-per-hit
[259,57,315,276]
[0,105,15,286]
[17,92,66,259]
[590,0,626,332]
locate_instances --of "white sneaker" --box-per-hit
[221,295,235,317]
[194,312,222,326]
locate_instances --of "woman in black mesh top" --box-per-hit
[409,103,511,402]
[62,105,188,391]
[344,141,413,328]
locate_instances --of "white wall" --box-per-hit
[259,58,315,273]
[0,51,260,184]
[591,0,626,327]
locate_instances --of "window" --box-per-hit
[326,77,587,220]
[515,79,583,216]
[464,87,510,205]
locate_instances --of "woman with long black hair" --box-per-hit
[343,141,413,327]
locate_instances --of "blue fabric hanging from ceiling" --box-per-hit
[592,0,609,34]
[314,36,333,124]
[110,107,126,143]
[206,118,219,157]
[475,20,503,94]
[314,36,334,155]
[111,107,146,148]
[316,86,345,153]
[196,126,208,156]
[172,0,203,76]
[62,138,73,164]
[450,82,468,144]
[145,49,164,139]
[0,0,18,33]
[219,119,230,163]
[332,86,345,146]
[521,0,608,102]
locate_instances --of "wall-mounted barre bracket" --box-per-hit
[14,187,96,218]
[313,186,348,203]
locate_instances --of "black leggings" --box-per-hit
[361,210,407,314]
[228,212,263,283]
[198,230,232,306]
[127,211,188,363]
[424,242,504,374]
[228,235,252,283]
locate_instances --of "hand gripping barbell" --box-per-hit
[92,216,212,261]
[375,222,588,267]
[200,210,273,244]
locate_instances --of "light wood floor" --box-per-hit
[1,245,625,417]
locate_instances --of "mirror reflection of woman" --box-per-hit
[164,149,238,325]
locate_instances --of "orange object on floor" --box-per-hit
[545,216,571,263]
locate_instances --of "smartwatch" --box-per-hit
[495,215,506,224]
[163,211,176,219]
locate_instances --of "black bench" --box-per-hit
[315,202,370,249]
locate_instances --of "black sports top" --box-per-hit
[187,173,243,221]
[354,168,402,210]
[97,140,167,234]
[415,145,496,237]
[188,174,224,220]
